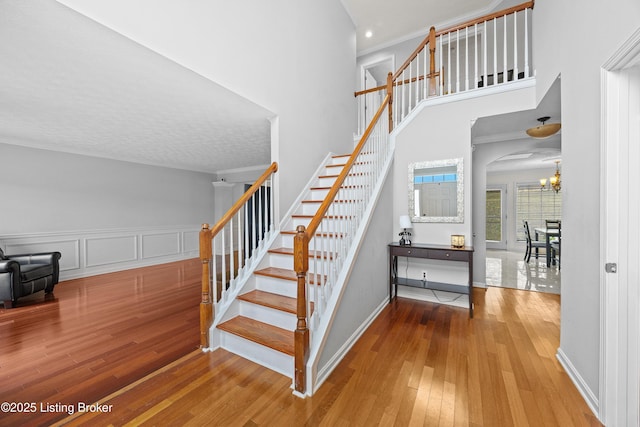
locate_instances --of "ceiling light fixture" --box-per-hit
[365,30,373,38]
[526,116,561,139]
[540,160,561,192]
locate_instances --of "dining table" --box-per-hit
[534,227,560,267]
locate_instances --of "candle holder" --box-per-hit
[451,234,465,248]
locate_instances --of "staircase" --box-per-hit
[212,154,354,378]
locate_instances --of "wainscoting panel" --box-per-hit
[141,232,181,259]
[86,235,138,267]
[5,238,81,273]
[0,225,201,281]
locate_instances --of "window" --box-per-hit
[516,183,562,240]
[486,189,502,242]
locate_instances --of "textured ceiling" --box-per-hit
[0,0,272,174]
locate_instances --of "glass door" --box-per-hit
[486,186,507,249]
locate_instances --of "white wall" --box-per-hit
[392,85,536,287]
[56,0,357,216]
[0,143,215,234]
[0,143,215,278]
[533,0,640,405]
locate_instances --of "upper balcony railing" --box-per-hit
[355,1,535,135]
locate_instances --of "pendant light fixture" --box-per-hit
[526,116,561,139]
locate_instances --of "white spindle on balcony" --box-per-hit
[353,1,533,133]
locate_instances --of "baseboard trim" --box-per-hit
[556,347,600,418]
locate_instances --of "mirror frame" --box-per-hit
[408,157,464,223]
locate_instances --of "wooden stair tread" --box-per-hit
[269,247,336,259]
[238,290,297,314]
[238,290,314,315]
[292,214,351,219]
[217,316,294,356]
[281,230,345,238]
[254,267,325,284]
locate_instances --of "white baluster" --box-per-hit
[513,11,518,80]
[212,235,218,305]
[221,227,226,301]
[447,33,452,94]
[475,24,478,89]
[401,69,406,119]
[465,27,469,91]
[483,21,489,87]
[525,8,530,78]
[456,30,460,93]
[493,18,497,85]
[229,217,235,289]
[423,43,428,99]
[407,57,413,114]
[503,14,507,82]
[439,35,444,95]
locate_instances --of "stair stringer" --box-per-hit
[302,142,395,396]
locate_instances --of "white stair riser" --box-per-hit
[238,300,297,330]
[267,253,332,273]
[254,275,318,302]
[218,330,293,378]
[255,275,297,298]
[280,234,346,248]
[292,217,350,230]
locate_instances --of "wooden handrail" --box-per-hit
[435,1,534,37]
[305,94,390,239]
[209,162,278,238]
[392,1,534,81]
[354,85,386,97]
[292,94,390,394]
[393,26,436,81]
[199,161,278,349]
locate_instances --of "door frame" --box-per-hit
[600,26,640,426]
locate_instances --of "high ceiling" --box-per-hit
[1,0,554,174]
[0,0,272,174]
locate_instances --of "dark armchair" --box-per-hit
[0,248,61,308]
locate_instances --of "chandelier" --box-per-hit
[526,116,561,139]
[540,160,561,192]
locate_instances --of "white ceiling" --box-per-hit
[0,0,272,174]
[1,0,557,174]
[343,0,504,55]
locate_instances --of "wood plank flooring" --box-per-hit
[0,259,202,427]
[1,259,601,426]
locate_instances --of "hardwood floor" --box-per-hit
[1,260,600,426]
[0,259,202,427]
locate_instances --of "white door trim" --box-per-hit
[600,26,640,426]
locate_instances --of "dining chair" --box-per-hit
[523,220,547,263]
[545,219,561,229]
[550,223,561,269]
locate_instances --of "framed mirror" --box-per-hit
[408,158,464,223]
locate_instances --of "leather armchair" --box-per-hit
[0,248,61,308]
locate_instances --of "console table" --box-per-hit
[389,242,474,317]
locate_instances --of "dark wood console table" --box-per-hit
[389,242,474,317]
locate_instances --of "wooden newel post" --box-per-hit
[427,26,438,96]
[386,72,394,132]
[199,223,213,349]
[293,225,310,394]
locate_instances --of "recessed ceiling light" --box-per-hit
[365,30,373,38]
